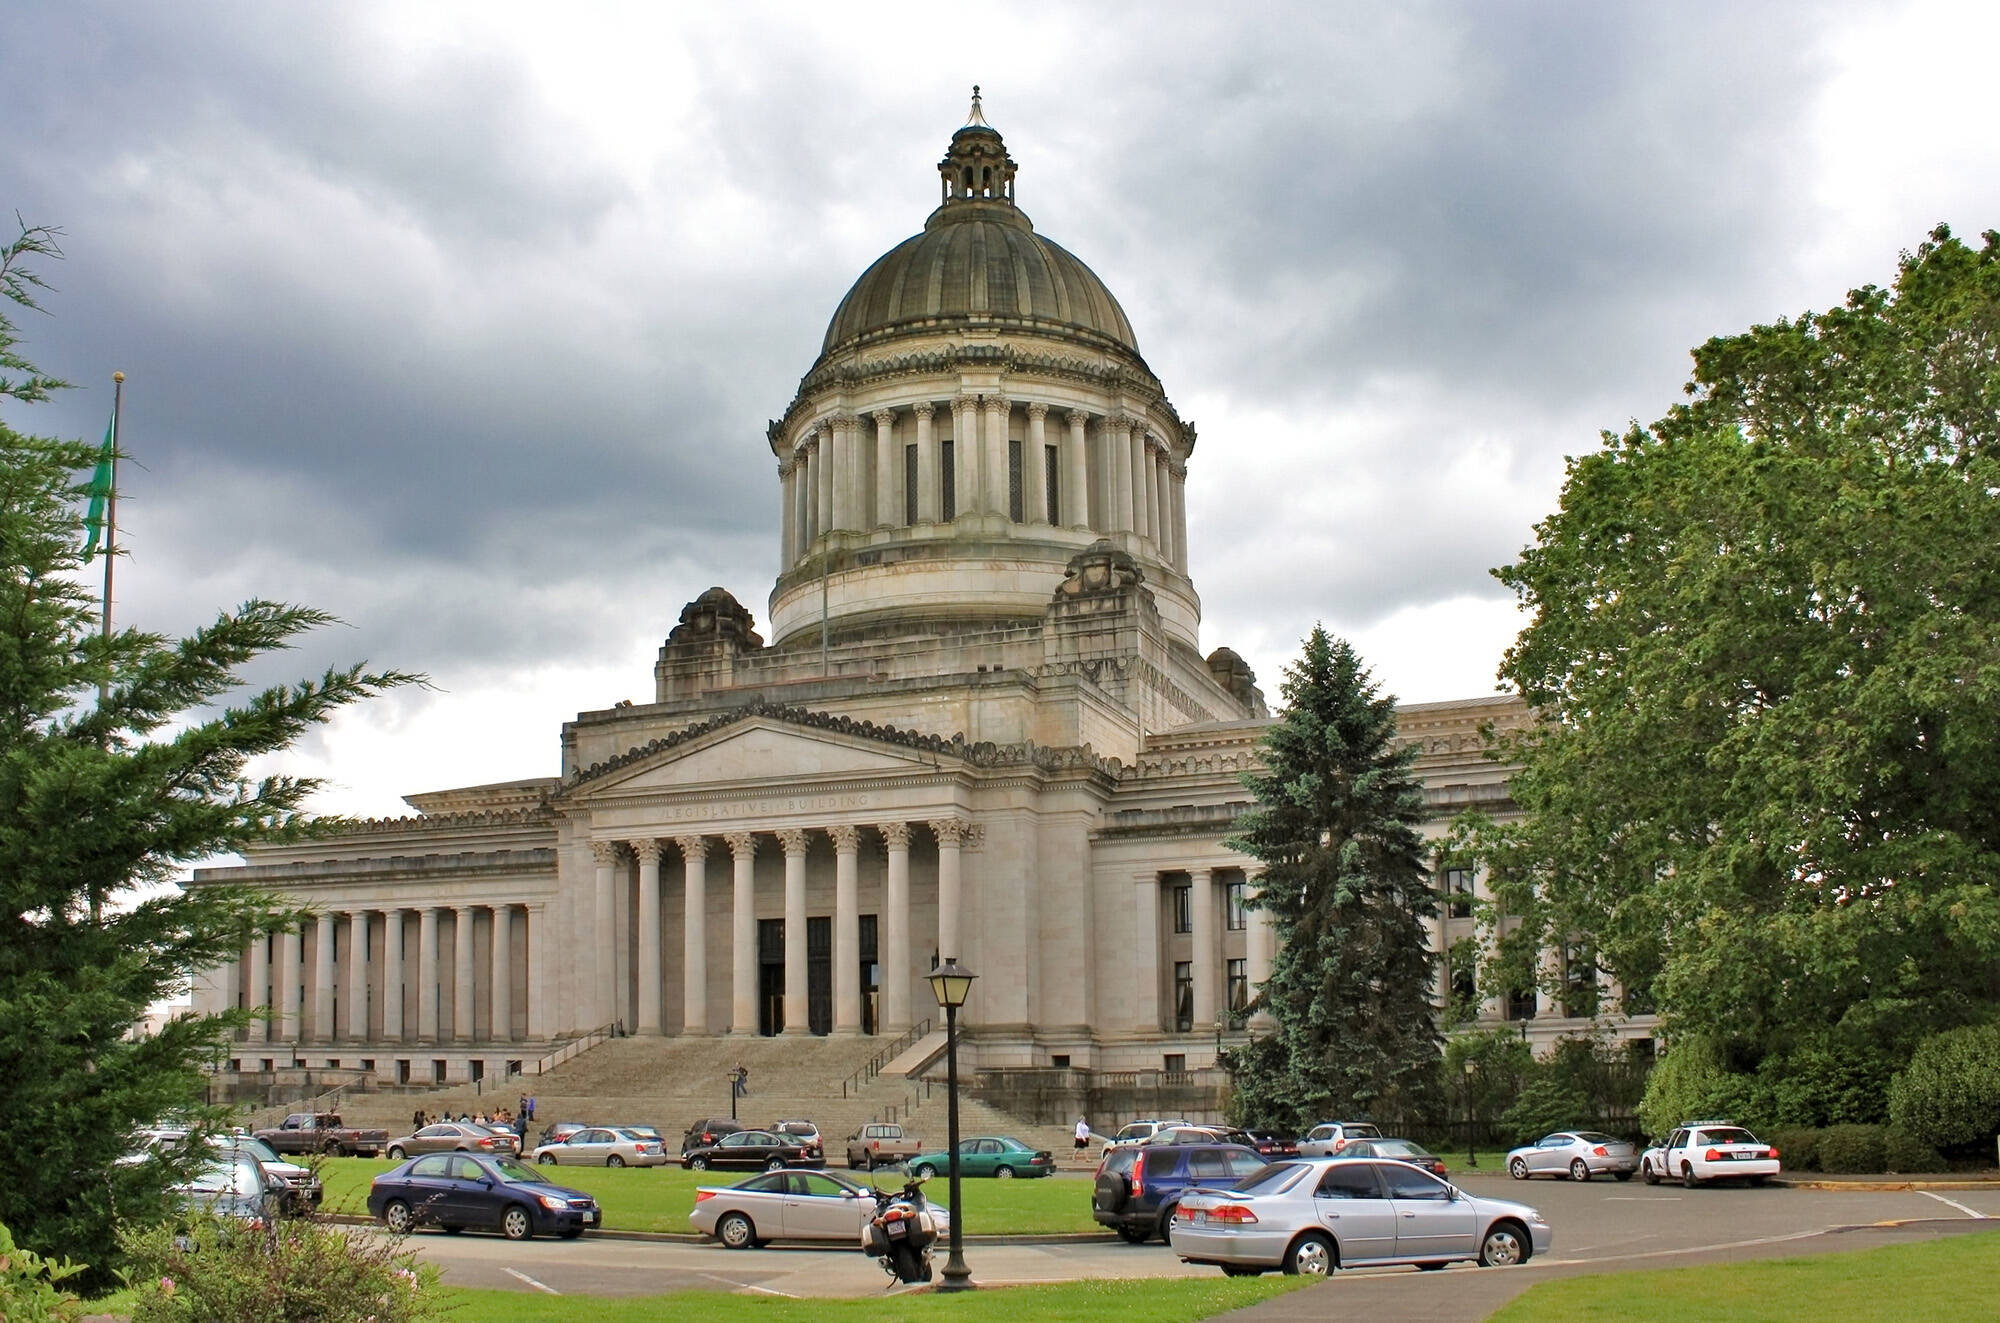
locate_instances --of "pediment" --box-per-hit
[566,717,946,801]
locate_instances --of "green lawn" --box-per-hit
[1488,1232,2000,1322]
[318,1158,1100,1236]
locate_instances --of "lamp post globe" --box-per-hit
[927,960,977,1292]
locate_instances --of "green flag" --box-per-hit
[81,410,115,561]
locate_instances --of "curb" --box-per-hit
[326,1212,1108,1246]
[1775,1178,2000,1192]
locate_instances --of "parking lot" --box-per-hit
[392,1173,1998,1301]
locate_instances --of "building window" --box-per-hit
[1051,1054,1070,1070]
[1564,943,1599,1018]
[1445,868,1473,919]
[1173,961,1193,1032]
[1506,987,1537,1021]
[1008,438,1024,522]
[941,439,956,520]
[1163,1053,1187,1074]
[1227,958,1248,1026]
[904,443,919,525]
[1225,878,1246,931]
[1044,445,1060,523]
[1172,884,1192,934]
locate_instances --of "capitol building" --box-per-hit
[192,98,1633,1093]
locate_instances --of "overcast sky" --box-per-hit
[6,0,1998,820]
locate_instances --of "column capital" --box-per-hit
[778,457,795,479]
[1025,401,1048,421]
[871,407,897,428]
[829,823,862,851]
[724,831,757,858]
[829,409,859,432]
[929,817,967,846]
[1065,407,1089,427]
[913,400,935,420]
[776,828,810,856]
[674,834,709,860]
[800,432,821,457]
[589,840,620,868]
[631,838,664,866]
[877,821,912,848]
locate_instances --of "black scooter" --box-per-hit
[860,1173,940,1285]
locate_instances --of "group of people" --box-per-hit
[410,1095,538,1146]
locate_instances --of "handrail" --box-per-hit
[840,1016,934,1099]
[523,1021,621,1078]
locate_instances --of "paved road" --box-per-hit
[394,1174,1999,1303]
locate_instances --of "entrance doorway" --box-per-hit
[860,914,879,1035]
[758,918,784,1036]
[807,917,832,1035]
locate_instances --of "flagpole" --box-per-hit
[98,371,124,707]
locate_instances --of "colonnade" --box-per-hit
[1132,867,1276,1035]
[226,903,544,1047]
[779,397,1188,572]
[591,817,970,1039]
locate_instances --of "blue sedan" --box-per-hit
[368,1151,601,1241]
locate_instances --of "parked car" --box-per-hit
[252,1112,388,1158]
[1104,1119,1194,1151]
[531,1126,670,1167]
[691,1168,949,1248]
[369,1151,600,1241]
[1244,1130,1299,1160]
[1641,1122,1780,1188]
[217,1133,326,1212]
[1507,1131,1640,1182]
[771,1119,822,1148]
[383,1122,520,1160]
[683,1128,824,1172]
[908,1137,1054,1180]
[1339,1138,1448,1178]
[171,1151,281,1226]
[682,1117,745,1154]
[846,1122,923,1170]
[612,1124,667,1145]
[1171,1157,1552,1276]
[1093,1140,1267,1243]
[538,1122,587,1148]
[1295,1121,1383,1157]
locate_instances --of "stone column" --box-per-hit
[1171,462,1190,575]
[951,396,978,518]
[1190,867,1217,1031]
[1245,874,1278,1032]
[1130,426,1154,541]
[1538,940,1565,1021]
[344,910,368,1041]
[829,413,856,532]
[1152,445,1173,563]
[1475,866,1505,1021]
[277,928,303,1045]
[777,830,810,1035]
[831,825,861,1034]
[381,909,404,1042]
[527,904,551,1040]
[1025,403,1048,523]
[1106,413,1133,533]
[879,822,911,1033]
[679,835,710,1035]
[794,443,814,552]
[311,916,335,1041]
[1065,410,1090,529]
[634,839,664,1035]
[1132,877,1159,1032]
[779,458,796,567]
[873,408,897,527]
[589,842,619,1029]
[452,906,477,1042]
[489,904,512,1042]
[246,933,270,1043]
[417,908,439,1043]
[914,402,939,523]
[814,425,834,541]
[931,818,966,963]
[726,832,758,1035]
[983,395,1009,517]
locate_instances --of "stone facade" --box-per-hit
[190,96,1652,1087]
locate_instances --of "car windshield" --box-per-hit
[1233,1162,1308,1195]
[226,1136,284,1163]
[1347,1124,1382,1139]
[490,1157,547,1184]
[1696,1128,1757,1145]
[1374,1140,1425,1156]
[189,1156,261,1195]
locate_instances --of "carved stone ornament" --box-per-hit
[1055,539,1146,598]
[828,824,862,852]
[724,831,757,857]
[666,586,764,649]
[589,840,621,868]
[675,834,709,859]
[776,829,810,855]
[878,821,912,848]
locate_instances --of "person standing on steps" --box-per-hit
[1075,1117,1091,1153]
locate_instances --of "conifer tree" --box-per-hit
[0,220,416,1284]
[1225,626,1442,1131]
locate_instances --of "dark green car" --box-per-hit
[907,1136,1054,1179]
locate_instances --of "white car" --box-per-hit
[690,1169,950,1248]
[532,1126,672,1167]
[1640,1122,1780,1188]
[1104,1119,1194,1151]
[1295,1121,1383,1157]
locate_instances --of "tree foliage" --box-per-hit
[1484,224,2000,1122]
[1886,1021,2000,1151]
[0,219,417,1285]
[1222,627,1441,1130]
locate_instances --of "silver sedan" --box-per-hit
[1505,1131,1640,1182]
[531,1127,671,1168]
[690,1170,949,1249]
[1171,1157,1551,1276]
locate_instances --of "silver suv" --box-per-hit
[1296,1121,1384,1156]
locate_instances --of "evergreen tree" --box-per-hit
[1224,626,1442,1131]
[0,220,416,1285]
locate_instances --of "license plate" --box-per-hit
[584,1211,598,1223]
[1190,1211,1207,1224]
[887,1222,907,1237]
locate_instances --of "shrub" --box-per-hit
[1764,1126,1822,1172]
[1887,1023,2000,1151]
[1880,1129,1947,1174]
[1500,1075,1595,1147]
[1816,1123,1886,1174]
[1637,1037,1751,1138]
[122,1214,445,1323]
[0,1222,86,1322]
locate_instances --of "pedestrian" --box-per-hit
[516,1112,530,1149]
[526,1094,536,1121]
[518,1094,529,1120]
[732,1063,749,1098]
[1074,1117,1091,1153]
[412,1108,425,1131]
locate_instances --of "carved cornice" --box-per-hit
[318,806,555,836]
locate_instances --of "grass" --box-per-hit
[1487,1231,2000,1322]
[318,1158,1101,1235]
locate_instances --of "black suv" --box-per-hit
[1092,1142,1266,1243]
[680,1117,744,1154]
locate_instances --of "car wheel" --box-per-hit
[1480,1221,1528,1267]
[718,1212,757,1250]
[501,1205,533,1242]
[690,1156,709,1170]
[1508,1157,1529,1180]
[995,1165,1015,1179]
[1570,1159,1591,1182]
[1681,1162,1700,1189]
[382,1200,414,1234]
[538,1153,557,1165]
[863,1152,875,1171]
[1284,1232,1336,1277]
[1156,1202,1179,1241]
[607,1155,625,1168]
[387,1146,406,1161]
[1115,1225,1150,1244]
[913,1163,936,1180]
[765,1157,786,1172]
[1642,1159,1659,1186]
[1613,1171,1633,1182]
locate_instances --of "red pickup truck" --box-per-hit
[253,1112,388,1158]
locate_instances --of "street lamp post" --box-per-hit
[1462,1057,1478,1169]
[927,960,977,1293]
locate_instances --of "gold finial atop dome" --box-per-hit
[938,87,1016,208]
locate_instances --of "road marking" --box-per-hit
[503,1268,559,1295]
[1603,1197,1678,1201]
[1541,1225,1829,1266]
[740,1283,800,1298]
[1920,1191,1987,1219]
